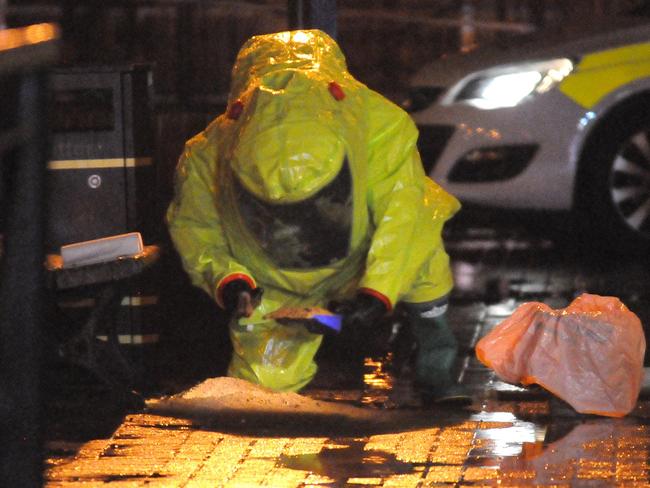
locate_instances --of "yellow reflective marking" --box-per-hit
[47,157,153,170]
[96,334,160,344]
[560,42,650,108]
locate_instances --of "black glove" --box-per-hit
[329,292,388,331]
[221,280,263,319]
[329,293,390,357]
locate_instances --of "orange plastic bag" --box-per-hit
[476,294,645,417]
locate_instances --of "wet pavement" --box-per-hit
[42,212,650,487]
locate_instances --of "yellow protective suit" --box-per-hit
[166,29,460,392]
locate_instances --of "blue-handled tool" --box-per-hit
[310,314,342,333]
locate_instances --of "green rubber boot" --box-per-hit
[404,299,471,406]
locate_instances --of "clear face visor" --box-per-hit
[235,161,353,268]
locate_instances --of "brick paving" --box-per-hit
[43,217,650,486]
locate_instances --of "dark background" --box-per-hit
[7,0,648,214]
[7,0,648,217]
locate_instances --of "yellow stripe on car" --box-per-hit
[560,42,650,108]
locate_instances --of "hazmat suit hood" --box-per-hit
[225,30,360,203]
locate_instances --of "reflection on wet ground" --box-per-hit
[279,439,423,479]
[44,216,650,486]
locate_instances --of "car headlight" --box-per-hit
[446,58,574,109]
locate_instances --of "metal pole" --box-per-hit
[287,0,305,30]
[459,0,476,52]
[308,0,337,39]
[288,0,337,38]
[0,70,48,487]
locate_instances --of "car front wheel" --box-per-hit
[577,104,650,253]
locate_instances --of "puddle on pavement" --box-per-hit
[469,410,545,462]
[279,439,425,480]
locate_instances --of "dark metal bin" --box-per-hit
[45,65,161,389]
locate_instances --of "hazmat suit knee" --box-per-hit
[166,29,460,392]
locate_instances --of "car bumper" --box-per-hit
[412,90,588,211]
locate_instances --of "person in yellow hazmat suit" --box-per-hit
[167,29,466,402]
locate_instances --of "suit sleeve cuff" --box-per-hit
[358,287,392,312]
[215,273,257,308]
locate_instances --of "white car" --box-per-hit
[407,20,650,250]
